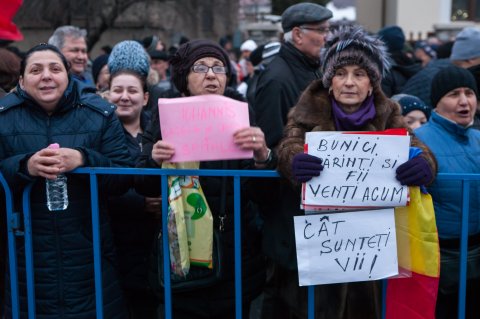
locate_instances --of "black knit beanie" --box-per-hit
[91,54,109,84]
[170,39,231,96]
[430,66,478,108]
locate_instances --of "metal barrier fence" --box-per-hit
[1,169,478,319]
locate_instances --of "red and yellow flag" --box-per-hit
[386,186,440,319]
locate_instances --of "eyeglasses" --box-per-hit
[299,26,331,34]
[191,64,227,74]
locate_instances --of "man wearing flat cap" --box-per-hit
[252,2,333,319]
[254,2,332,148]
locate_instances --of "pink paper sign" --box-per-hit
[158,95,253,162]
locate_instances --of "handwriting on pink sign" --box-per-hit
[181,104,237,121]
[158,95,253,162]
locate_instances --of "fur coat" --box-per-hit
[277,79,437,183]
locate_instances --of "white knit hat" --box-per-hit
[240,39,257,52]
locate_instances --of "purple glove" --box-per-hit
[291,153,324,183]
[396,156,433,186]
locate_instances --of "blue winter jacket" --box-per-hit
[0,79,131,319]
[415,111,480,239]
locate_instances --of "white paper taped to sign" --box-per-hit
[294,208,398,286]
[303,132,410,208]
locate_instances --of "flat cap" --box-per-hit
[281,2,332,33]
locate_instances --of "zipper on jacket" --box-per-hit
[46,116,52,144]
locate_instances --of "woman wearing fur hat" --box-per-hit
[275,25,437,319]
[135,39,271,319]
[415,65,480,319]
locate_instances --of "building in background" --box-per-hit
[10,0,480,56]
[357,0,479,42]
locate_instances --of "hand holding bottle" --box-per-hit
[45,143,69,211]
[27,144,84,178]
[27,143,62,179]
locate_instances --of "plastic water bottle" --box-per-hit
[45,143,69,211]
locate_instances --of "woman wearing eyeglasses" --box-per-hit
[135,39,272,319]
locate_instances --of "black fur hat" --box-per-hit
[170,39,230,96]
[321,25,391,89]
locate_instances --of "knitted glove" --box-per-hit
[291,153,324,183]
[395,156,433,186]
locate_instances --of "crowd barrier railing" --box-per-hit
[2,169,478,319]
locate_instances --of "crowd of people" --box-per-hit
[1,1,480,319]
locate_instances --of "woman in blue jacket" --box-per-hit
[415,65,480,319]
[0,44,131,319]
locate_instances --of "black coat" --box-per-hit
[381,52,422,97]
[0,80,131,319]
[134,88,266,317]
[107,111,157,294]
[253,42,322,148]
[401,58,452,107]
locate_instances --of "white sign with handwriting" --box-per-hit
[303,132,410,208]
[294,208,398,286]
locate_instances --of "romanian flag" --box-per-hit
[386,186,440,319]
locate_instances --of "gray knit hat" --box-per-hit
[321,25,391,89]
[108,40,150,77]
[450,27,480,61]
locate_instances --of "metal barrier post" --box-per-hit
[0,173,19,319]
[161,174,172,319]
[21,184,36,318]
[458,179,470,319]
[307,285,315,319]
[382,280,387,319]
[89,174,104,319]
[233,176,243,319]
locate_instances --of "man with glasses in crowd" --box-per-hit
[251,3,333,319]
[253,2,332,148]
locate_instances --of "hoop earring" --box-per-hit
[368,89,372,96]
[328,87,333,95]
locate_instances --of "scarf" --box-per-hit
[331,94,376,131]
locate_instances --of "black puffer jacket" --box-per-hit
[0,80,131,319]
[107,111,157,294]
[134,88,266,318]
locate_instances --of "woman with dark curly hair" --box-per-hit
[0,48,20,97]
